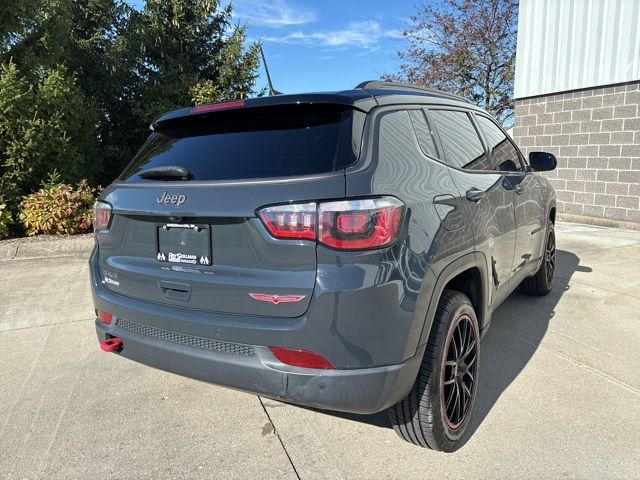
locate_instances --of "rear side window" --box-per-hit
[475,115,522,172]
[407,109,439,159]
[429,110,490,171]
[376,110,422,171]
[120,104,359,182]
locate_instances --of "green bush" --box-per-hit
[19,180,101,236]
[0,202,12,238]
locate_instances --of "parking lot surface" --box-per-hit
[1,222,639,479]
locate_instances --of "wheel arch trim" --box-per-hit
[416,252,491,349]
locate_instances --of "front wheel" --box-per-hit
[520,224,555,296]
[388,290,479,451]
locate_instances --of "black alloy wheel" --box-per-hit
[441,313,478,429]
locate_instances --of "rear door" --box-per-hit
[474,114,546,275]
[427,108,518,304]
[95,103,360,318]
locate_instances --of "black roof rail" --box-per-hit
[355,80,472,105]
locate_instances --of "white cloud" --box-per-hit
[233,0,317,27]
[263,21,401,49]
[386,29,404,40]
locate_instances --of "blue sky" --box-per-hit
[131,0,418,94]
[233,0,415,93]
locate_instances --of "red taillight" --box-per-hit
[258,203,316,240]
[336,212,369,234]
[190,99,245,113]
[93,201,112,231]
[257,197,404,251]
[270,347,334,369]
[319,198,404,250]
[95,309,113,325]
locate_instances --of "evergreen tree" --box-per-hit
[1,0,261,191]
[0,62,98,208]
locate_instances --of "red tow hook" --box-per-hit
[100,337,123,352]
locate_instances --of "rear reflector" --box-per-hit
[191,99,245,113]
[96,309,113,325]
[257,197,405,251]
[100,337,123,352]
[270,347,334,369]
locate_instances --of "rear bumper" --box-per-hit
[96,319,424,414]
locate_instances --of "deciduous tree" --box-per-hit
[390,0,518,123]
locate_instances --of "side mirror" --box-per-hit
[529,151,557,172]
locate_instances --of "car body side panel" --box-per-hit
[344,106,477,360]
[513,172,550,274]
[446,170,518,309]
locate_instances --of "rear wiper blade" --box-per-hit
[139,166,190,180]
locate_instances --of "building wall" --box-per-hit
[515,0,640,99]
[513,81,640,227]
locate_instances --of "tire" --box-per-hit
[519,223,555,296]
[388,290,480,451]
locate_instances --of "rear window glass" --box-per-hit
[120,104,359,182]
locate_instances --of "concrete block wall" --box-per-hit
[513,81,640,228]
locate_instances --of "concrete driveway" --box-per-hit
[1,223,639,479]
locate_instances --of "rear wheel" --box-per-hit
[519,223,555,296]
[388,290,479,451]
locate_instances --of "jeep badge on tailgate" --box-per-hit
[157,192,187,207]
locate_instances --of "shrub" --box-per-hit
[19,180,101,236]
[0,203,12,238]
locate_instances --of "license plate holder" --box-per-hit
[157,223,211,266]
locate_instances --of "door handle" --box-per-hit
[465,188,486,202]
[514,185,525,195]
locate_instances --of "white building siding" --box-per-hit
[515,0,640,99]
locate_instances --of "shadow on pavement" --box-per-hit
[458,249,591,447]
[294,250,592,446]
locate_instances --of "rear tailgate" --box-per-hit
[95,103,359,318]
[96,178,344,317]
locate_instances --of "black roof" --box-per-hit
[151,81,477,129]
[355,80,472,104]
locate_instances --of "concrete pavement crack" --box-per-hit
[0,318,93,334]
[0,253,89,262]
[258,397,301,480]
[553,275,640,301]
[557,241,640,255]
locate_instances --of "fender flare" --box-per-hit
[416,252,491,349]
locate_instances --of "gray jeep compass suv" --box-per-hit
[91,81,557,451]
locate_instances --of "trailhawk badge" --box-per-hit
[157,191,187,206]
[249,293,306,305]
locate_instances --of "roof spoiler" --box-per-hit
[150,95,373,131]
